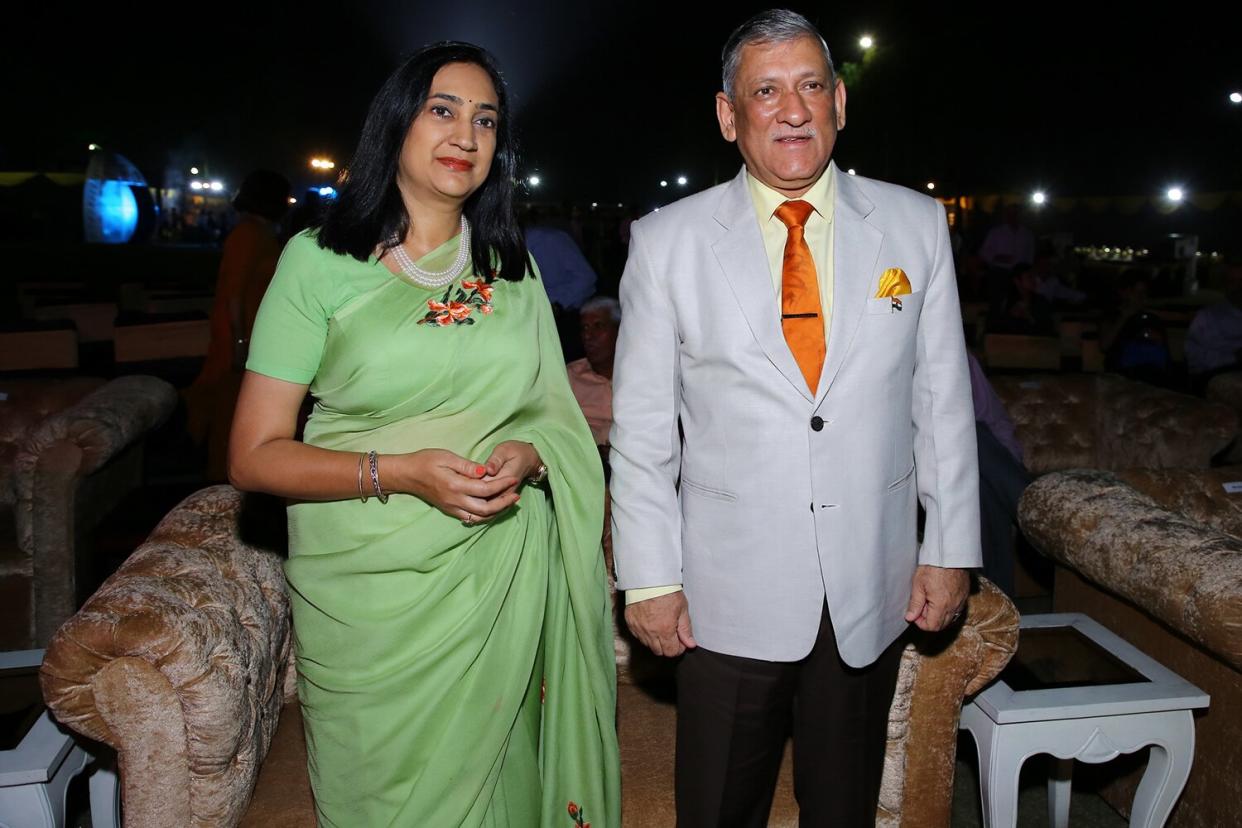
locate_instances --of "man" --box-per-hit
[1186,262,1242,381]
[979,204,1036,272]
[967,350,1029,598]
[980,204,1036,318]
[526,207,599,360]
[609,10,980,827]
[566,296,620,448]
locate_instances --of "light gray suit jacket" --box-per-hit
[609,163,981,667]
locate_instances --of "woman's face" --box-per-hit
[397,61,499,208]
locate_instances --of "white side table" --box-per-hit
[960,613,1209,828]
[0,649,118,828]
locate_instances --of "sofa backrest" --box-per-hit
[993,373,1237,474]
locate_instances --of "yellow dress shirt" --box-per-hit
[626,166,837,606]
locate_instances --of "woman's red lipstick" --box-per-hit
[436,157,474,171]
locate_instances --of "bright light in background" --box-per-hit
[859,35,874,49]
[660,180,668,188]
[310,158,336,170]
[1166,187,1184,203]
[1230,92,1242,104]
[847,168,857,176]
[527,175,541,187]
[926,182,936,191]
[88,143,100,151]
[319,186,336,197]
[676,175,688,186]
[1032,191,1047,205]
[190,181,203,191]
[210,181,224,192]
[94,181,138,243]
[591,202,598,208]
[190,166,199,175]
[288,197,297,204]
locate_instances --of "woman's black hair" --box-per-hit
[314,41,528,282]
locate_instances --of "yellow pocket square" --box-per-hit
[875,268,912,299]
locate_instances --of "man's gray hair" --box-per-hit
[721,9,835,99]
[580,295,621,322]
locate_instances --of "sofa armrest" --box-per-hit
[13,375,177,643]
[1019,469,1242,671]
[879,578,1019,828]
[13,374,177,547]
[40,486,292,827]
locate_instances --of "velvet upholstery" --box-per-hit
[992,374,1236,475]
[42,486,1018,827]
[1,375,175,647]
[1018,469,1242,827]
[41,486,295,827]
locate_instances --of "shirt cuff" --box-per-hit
[624,584,683,605]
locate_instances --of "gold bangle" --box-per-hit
[357,453,368,503]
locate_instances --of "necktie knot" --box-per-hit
[775,200,814,230]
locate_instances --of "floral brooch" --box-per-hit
[417,279,495,326]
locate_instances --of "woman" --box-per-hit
[229,42,619,827]
[184,169,290,481]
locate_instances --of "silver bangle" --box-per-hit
[357,453,368,503]
[368,450,388,504]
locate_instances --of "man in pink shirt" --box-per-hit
[567,296,620,449]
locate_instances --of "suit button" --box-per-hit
[811,416,824,432]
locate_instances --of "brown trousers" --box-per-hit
[675,604,904,827]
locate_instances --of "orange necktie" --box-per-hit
[775,200,825,393]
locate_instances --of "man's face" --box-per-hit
[580,309,620,374]
[716,36,846,198]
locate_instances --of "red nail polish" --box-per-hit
[476,465,486,476]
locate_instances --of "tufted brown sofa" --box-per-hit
[1019,467,1242,828]
[0,374,176,648]
[41,486,1019,827]
[991,373,1237,475]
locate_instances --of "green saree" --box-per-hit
[247,231,620,827]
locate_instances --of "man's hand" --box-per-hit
[625,591,697,657]
[904,565,970,632]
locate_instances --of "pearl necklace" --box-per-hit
[387,216,471,289]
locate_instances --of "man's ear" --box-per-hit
[715,92,737,142]
[833,78,847,131]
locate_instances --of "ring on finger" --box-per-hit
[462,513,476,526]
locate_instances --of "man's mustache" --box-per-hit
[771,129,818,140]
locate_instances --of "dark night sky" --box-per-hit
[5,1,1240,204]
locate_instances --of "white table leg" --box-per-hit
[1047,757,1072,828]
[88,760,120,828]
[962,705,1027,828]
[0,785,59,828]
[1127,710,1195,828]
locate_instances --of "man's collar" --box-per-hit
[746,163,836,223]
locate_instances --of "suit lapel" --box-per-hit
[711,168,814,402]
[817,167,884,407]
